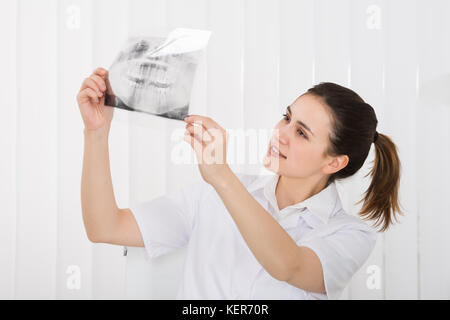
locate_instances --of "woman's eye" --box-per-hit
[282,113,307,139]
[297,129,306,138]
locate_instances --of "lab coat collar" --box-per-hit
[247,173,342,227]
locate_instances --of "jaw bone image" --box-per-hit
[106,29,211,121]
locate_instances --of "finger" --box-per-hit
[187,123,226,146]
[184,115,221,131]
[84,88,100,104]
[77,87,100,104]
[208,127,227,145]
[81,78,103,97]
[186,122,213,142]
[185,130,225,166]
[185,119,221,141]
[184,131,205,159]
[93,67,108,78]
[104,76,113,95]
[90,74,107,92]
[185,125,207,143]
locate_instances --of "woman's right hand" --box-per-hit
[77,67,114,132]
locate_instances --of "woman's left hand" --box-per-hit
[183,115,231,186]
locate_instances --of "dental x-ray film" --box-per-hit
[105,28,212,121]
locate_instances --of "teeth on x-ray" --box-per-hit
[105,28,212,121]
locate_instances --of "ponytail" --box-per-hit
[305,82,404,233]
[356,133,404,232]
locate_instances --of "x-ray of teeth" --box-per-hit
[105,28,212,121]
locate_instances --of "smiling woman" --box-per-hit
[78,68,403,299]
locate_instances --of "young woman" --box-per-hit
[78,67,402,300]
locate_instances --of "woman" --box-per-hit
[78,67,402,300]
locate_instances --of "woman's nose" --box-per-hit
[274,126,288,145]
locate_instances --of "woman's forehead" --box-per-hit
[290,94,333,137]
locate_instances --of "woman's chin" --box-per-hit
[263,154,282,172]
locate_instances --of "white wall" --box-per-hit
[1,0,449,299]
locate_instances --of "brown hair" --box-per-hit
[306,82,403,232]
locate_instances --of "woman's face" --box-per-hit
[108,38,198,114]
[264,93,339,179]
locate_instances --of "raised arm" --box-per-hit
[78,67,143,246]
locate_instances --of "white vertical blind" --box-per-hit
[126,0,177,298]
[0,0,449,299]
[416,0,450,299]
[90,0,130,299]
[14,0,58,299]
[346,0,385,300]
[312,0,354,300]
[243,0,280,140]
[207,0,246,174]
[56,0,95,299]
[0,0,18,300]
[383,0,419,299]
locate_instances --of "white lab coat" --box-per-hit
[130,172,377,300]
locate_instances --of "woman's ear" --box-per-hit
[323,155,349,175]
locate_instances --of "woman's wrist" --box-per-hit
[83,125,111,141]
[210,165,234,190]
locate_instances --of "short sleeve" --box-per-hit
[130,179,208,260]
[299,222,377,300]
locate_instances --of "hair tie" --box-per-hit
[373,131,379,143]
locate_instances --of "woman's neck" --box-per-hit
[275,174,329,211]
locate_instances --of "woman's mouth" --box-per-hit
[267,145,287,159]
